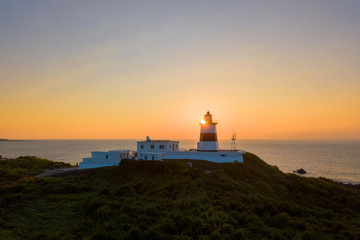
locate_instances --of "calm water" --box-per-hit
[0,139,359,184]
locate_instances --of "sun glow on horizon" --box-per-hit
[0,1,359,139]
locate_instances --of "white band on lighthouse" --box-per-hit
[197,111,219,152]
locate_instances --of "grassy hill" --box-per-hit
[0,153,359,239]
[0,156,72,183]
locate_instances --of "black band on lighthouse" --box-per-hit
[200,133,218,142]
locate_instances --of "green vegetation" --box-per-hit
[0,153,360,239]
[0,156,72,182]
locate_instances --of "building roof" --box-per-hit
[92,150,131,153]
[137,140,179,143]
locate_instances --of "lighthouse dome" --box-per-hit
[204,111,212,123]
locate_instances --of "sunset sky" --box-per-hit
[1,0,360,140]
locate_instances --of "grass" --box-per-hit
[0,156,73,182]
[0,153,359,239]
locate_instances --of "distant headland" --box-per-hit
[0,138,23,141]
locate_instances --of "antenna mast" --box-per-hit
[231,132,237,151]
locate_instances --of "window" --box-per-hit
[106,154,108,159]
[152,156,155,160]
[151,145,155,149]
[159,145,164,149]
[176,144,178,148]
[169,145,172,149]
[141,145,144,149]
[145,156,148,160]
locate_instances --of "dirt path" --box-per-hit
[35,167,79,177]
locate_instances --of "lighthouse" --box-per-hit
[197,111,219,152]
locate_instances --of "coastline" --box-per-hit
[0,139,25,141]
[1,139,359,183]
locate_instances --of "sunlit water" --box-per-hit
[1,139,359,184]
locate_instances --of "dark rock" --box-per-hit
[295,168,307,174]
[342,183,360,190]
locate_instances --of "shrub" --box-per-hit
[1,152,360,240]
[90,231,117,240]
[126,227,142,240]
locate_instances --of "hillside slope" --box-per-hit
[0,156,72,182]
[0,153,359,240]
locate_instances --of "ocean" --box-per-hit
[0,139,359,184]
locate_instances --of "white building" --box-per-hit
[79,111,245,168]
[137,112,245,163]
[79,150,133,169]
[136,136,179,160]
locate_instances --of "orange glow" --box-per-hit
[1,2,360,140]
[200,120,206,124]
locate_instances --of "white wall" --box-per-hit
[163,151,245,163]
[137,140,179,160]
[197,142,219,151]
[79,150,132,169]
